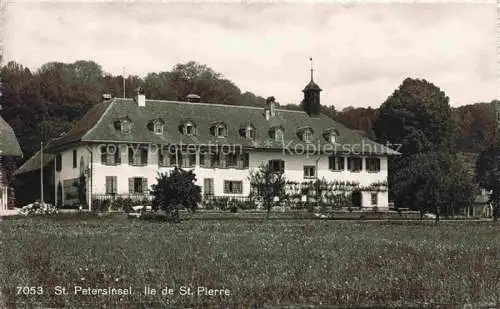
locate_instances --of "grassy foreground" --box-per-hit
[1,215,499,308]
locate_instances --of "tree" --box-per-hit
[391,151,475,220]
[150,167,201,222]
[248,164,286,217]
[453,102,496,153]
[476,142,500,221]
[373,78,456,155]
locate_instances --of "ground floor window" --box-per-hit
[129,177,148,194]
[371,192,378,206]
[224,181,243,194]
[303,166,316,179]
[105,176,117,194]
[269,159,285,173]
[204,178,214,197]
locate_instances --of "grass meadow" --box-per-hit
[1,215,499,308]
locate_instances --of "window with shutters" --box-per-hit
[328,156,345,171]
[72,149,77,168]
[105,176,117,194]
[269,159,285,174]
[303,166,316,179]
[56,154,62,171]
[129,177,148,194]
[187,154,196,168]
[347,157,363,172]
[204,178,214,197]
[100,145,121,166]
[366,157,381,172]
[226,153,238,168]
[210,153,221,168]
[199,153,208,168]
[128,146,148,166]
[158,150,170,167]
[224,181,243,194]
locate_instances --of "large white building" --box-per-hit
[46,74,399,210]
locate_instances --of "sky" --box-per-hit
[2,1,498,109]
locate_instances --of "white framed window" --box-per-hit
[185,123,195,136]
[224,181,243,194]
[153,120,163,135]
[246,126,255,139]
[215,125,226,137]
[105,176,117,194]
[303,166,316,179]
[303,130,313,142]
[329,133,337,143]
[121,120,131,134]
[275,128,283,141]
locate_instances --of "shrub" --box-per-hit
[229,201,238,213]
[91,199,111,212]
[20,202,58,216]
[151,168,202,222]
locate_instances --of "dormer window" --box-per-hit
[240,123,256,140]
[216,125,226,137]
[324,128,339,144]
[180,121,197,136]
[246,126,255,139]
[270,127,284,141]
[298,127,313,143]
[147,119,164,135]
[153,120,163,135]
[211,122,227,138]
[115,119,132,134]
[186,123,194,135]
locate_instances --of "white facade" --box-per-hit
[54,143,390,210]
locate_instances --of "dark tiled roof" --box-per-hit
[48,98,400,155]
[0,115,22,157]
[45,100,112,151]
[13,150,54,175]
[303,80,322,92]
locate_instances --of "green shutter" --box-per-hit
[142,148,148,165]
[224,181,229,194]
[128,178,134,194]
[280,160,285,173]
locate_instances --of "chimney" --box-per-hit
[266,96,277,118]
[134,87,146,107]
[102,93,112,101]
[186,93,201,103]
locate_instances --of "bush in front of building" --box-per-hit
[20,201,58,215]
[151,167,202,223]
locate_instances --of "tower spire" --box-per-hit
[309,57,314,81]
